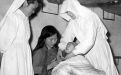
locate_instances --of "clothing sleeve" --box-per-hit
[32,51,43,74]
[0,14,18,53]
[58,21,75,51]
[72,18,97,55]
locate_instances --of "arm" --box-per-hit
[58,20,75,51]
[72,19,97,55]
[0,14,18,52]
[57,21,75,60]
[32,50,43,74]
[47,59,59,70]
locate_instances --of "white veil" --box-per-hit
[59,0,93,21]
[0,0,25,28]
[0,0,25,52]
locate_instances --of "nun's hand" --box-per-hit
[65,52,75,59]
[66,11,76,20]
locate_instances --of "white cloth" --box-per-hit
[58,0,119,75]
[0,0,34,75]
[52,55,105,75]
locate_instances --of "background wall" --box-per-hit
[30,0,121,74]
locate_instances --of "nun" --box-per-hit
[57,0,119,75]
[0,0,39,75]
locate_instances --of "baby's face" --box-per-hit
[65,43,75,53]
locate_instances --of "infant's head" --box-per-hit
[65,42,77,54]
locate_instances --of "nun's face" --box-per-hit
[66,11,76,20]
[26,1,38,16]
[60,11,76,21]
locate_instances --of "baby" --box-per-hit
[65,42,78,54]
[52,42,106,75]
[47,42,77,70]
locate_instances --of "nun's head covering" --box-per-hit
[0,0,26,52]
[59,0,93,21]
[0,0,25,28]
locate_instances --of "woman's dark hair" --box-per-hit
[33,25,61,55]
[27,0,38,5]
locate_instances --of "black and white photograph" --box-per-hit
[0,0,121,75]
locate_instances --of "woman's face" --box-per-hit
[45,34,57,49]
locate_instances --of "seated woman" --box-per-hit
[32,25,61,75]
[52,42,106,75]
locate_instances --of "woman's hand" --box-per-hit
[57,49,64,62]
[47,61,59,70]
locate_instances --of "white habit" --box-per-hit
[58,0,119,75]
[0,0,34,75]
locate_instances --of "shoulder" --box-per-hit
[33,48,43,54]
[6,13,18,22]
[5,11,22,27]
[32,49,43,57]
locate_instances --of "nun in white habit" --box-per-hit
[57,0,119,75]
[0,0,38,75]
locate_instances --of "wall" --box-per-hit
[31,1,121,74]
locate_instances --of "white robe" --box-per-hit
[58,0,119,75]
[52,55,105,75]
[0,7,34,75]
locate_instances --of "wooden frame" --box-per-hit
[103,10,115,21]
[41,0,60,15]
[114,56,121,66]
